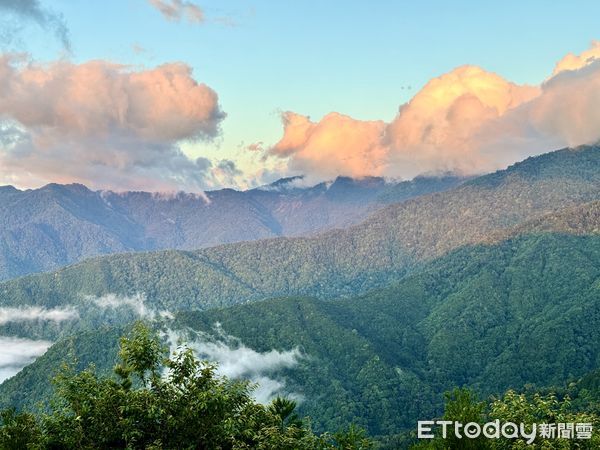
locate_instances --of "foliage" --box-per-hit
[0,174,463,281]
[0,323,371,449]
[2,233,600,444]
[1,146,599,321]
[411,388,600,449]
[1,146,600,447]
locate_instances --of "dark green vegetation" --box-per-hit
[0,324,373,449]
[0,175,463,280]
[3,231,600,444]
[1,146,600,447]
[410,386,600,449]
[1,146,598,319]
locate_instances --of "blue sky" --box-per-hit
[1,0,600,191]
[22,1,600,156]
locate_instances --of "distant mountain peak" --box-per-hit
[0,185,19,193]
[254,176,306,192]
[40,182,92,194]
[329,175,386,188]
[270,175,305,186]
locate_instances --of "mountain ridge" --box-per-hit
[0,145,598,317]
[0,175,465,280]
[2,231,599,439]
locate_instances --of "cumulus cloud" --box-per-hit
[265,42,600,182]
[477,59,600,164]
[382,65,540,177]
[87,293,173,321]
[0,306,78,325]
[553,40,600,75]
[268,66,540,181]
[148,0,204,23]
[166,327,303,404]
[0,335,51,382]
[0,0,70,50]
[0,55,226,191]
[269,112,387,183]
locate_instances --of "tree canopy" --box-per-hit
[0,323,372,450]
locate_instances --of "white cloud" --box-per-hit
[0,306,78,325]
[166,327,303,404]
[87,293,173,321]
[0,335,51,383]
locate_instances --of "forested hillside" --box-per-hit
[1,146,600,447]
[3,232,599,441]
[0,146,598,317]
[0,175,462,280]
[0,324,374,450]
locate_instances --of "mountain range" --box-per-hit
[2,230,599,441]
[0,145,598,319]
[0,144,599,447]
[0,174,463,281]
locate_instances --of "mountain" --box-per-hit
[0,175,464,281]
[2,231,599,441]
[1,145,600,445]
[0,145,598,317]
[488,199,600,241]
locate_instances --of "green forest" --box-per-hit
[2,231,600,447]
[1,147,599,448]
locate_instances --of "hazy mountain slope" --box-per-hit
[489,199,600,241]
[2,232,599,437]
[0,184,141,280]
[0,175,463,280]
[244,175,465,236]
[0,146,598,312]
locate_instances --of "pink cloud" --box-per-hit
[268,65,539,180]
[0,55,227,192]
[0,55,223,140]
[553,40,600,76]
[148,0,204,24]
[265,42,600,181]
[269,112,386,182]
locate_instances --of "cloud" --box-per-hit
[265,42,600,182]
[0,55,227,192]
[87,293,173,321]
[268,66,538,181]
[148,0,204,24]
[0,306,78,325]
[209,159,244,188]
[0,335,51,383]
[0,56,222,142]
[166,327,303,404]
[0,0,70,50]
[269,112,387,183]
[148,190,210,203]
[246,141,264,152]
[553,40,600,75]
[382,65,540,177]
[477,59,600,163]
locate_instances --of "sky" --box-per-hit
[1,0,600,192]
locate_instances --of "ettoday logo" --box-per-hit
[417,420,593,444]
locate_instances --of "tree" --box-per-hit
[411,388,600,449]
[0,322,371,449]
